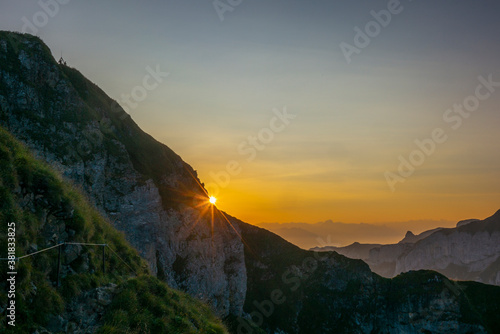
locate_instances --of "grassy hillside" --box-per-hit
[0,125,227,333]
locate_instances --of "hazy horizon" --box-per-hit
[256,218,460,248]
[1,0,499,230]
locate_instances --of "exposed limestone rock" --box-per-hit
[0,32,246,317]
[316,211,500,286]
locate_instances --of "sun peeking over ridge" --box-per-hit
[209,196,217,205]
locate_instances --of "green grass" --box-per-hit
[0,125,142,332]
[98,276,228,334]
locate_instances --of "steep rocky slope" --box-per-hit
[0,126,228,333]
[1,31,500,333]
[315,212,500,286]
[0,31,245,317]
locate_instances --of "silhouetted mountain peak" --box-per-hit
[456,219,480,227]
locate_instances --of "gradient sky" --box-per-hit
[1,0,499,229]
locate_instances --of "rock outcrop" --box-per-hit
[393,211,500,286]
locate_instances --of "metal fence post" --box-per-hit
[56,243,62,287]
[102,245,106,274]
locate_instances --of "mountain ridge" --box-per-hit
[314,210,500,286]
[257,219,457,248]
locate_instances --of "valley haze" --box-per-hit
[257,219,457,249]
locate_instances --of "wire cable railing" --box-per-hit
[0,241,138,286]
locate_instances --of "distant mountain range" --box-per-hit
[1,31,500,333]
[257,219,456,249]
[313,212,500,286]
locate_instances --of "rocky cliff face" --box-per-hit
[0,31,245,317]
[0,125,229,333]
[393,211,500,286]
[2,32,500,333]
[316,211,500,286]
[398,228,444,244]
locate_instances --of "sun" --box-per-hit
[209,196,217,205]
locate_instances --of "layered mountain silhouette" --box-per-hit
[313,212,500,286]
[257,219,457,249]
[1,31,500,333]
